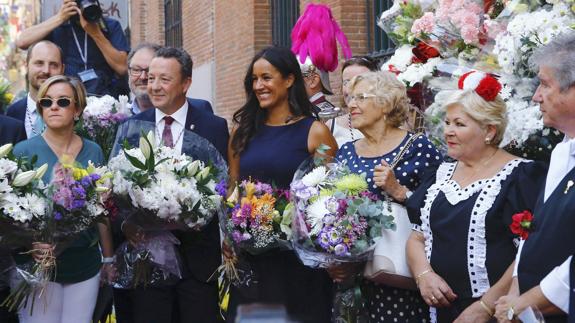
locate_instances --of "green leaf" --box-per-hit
[123,150,147,170]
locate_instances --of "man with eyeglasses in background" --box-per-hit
[6,40,64,138]
[127,43,213,116]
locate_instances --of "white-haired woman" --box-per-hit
[334,71,442,322]
[406,72,547,322]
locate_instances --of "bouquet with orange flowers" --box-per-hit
[221,179,293,255]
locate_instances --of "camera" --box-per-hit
[75,0,103,23]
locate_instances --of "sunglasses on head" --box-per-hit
[38,97,74,109]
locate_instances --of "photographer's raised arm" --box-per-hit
[79,15,128,76]
[16,0,78,49]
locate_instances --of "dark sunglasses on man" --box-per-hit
[38,97,74,109]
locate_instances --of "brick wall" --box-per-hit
[128,0,372,123]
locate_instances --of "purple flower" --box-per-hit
[80,176,93,187]
[90,173,101,182]
[318,229,331,251]
[291,180,318,200]
[54,212,62,221]
[334,243,349,256]
[232,230,243,243]
[255,182,273,194]
[71,199,86,209]
[72,185,86,199]
[215,180,227,197]
[337,199,348,215]
[328,228,343,245]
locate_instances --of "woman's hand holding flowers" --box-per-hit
[100,263,117,285]
[373,160,410,202]
[326,262,363,283]
[417,271,458,307]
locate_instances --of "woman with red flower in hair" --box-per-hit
[405,71,547,322]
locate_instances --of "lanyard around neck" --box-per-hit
[71,28,88,70]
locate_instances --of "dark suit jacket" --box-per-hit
[5,97,27,123]
[129,98,229,282]
[0,115,26,145]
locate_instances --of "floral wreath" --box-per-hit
[458,71,502,102]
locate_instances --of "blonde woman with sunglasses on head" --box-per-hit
[11,75,115,323]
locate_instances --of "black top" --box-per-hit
[408,160,546,303]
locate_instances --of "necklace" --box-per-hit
[155,124,185,148]
[456,148,499,186]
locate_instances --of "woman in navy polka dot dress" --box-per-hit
[333,71,442,322]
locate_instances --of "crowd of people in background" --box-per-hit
[2,1,575,323]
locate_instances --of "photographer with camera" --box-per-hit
[16,0,130,97]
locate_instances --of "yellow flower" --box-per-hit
[244,181,256,199]
[335,174,368,195]
[73,167,89,180]
[4,92,13,104]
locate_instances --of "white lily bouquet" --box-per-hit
[108,131,224,287]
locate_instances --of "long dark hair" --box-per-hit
[231,46,315,155]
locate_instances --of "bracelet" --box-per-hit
[415,269,433,286]
[102,256,116,264]
[479,299,494,317]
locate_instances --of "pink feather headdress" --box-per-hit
[291,3,352,72]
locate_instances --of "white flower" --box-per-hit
[301,166,328,188]
[12,170,37,187]
[0,159,17,177]
[306,196,330,235]
[34,164,48,180]
[26,193,46,217]
[0,144,12,158]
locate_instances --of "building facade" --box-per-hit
[128,0,394,122]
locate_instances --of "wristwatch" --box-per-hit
[507,306,517,321]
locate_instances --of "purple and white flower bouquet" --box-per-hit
[2,155,112,313]
[76,95,132,159]
[290,158,395,268]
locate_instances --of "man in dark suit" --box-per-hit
[0,115,26,323]
[0,115,26,145]
[5,40,64,138]
[493,32,575,322]
[123,47,228,323]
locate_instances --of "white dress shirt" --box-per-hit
[154,101,188,153]
[25,94,39,138]
[513,136,575,310]
[540,255,571,313]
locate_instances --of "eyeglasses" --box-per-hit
[345,93,377,104]
[129,67,149,77]
[38,97,74,109]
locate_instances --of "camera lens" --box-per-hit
[76,0,103,23]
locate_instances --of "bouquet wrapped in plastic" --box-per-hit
[1,147,112,313]
[221,179,293,255]
[75,95,132,159]
[290,156,396,323]
[109,119,227,288]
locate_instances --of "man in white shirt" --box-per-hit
[6,40,64,138]
[494,32,575,322]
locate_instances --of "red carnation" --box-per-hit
[510,210,534,240]
[412,42,440,64]
[475,75,502,101]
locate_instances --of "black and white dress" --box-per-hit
[407,159,547,322]
[337,133,442,323]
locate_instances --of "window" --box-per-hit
[367,0,396,59]
[164,0,182,47]
[271,0,299,47]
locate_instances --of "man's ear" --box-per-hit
[182,77,192,94]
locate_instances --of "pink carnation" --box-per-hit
[461,25,479,44]
[411,12,435,35]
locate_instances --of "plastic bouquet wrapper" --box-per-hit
[109,119,227,288]
[76,94,132,159]
[290,156,395,268]
[0,148,112,313]
[377,0,435,46]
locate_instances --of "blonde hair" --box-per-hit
[443,90,507,145]
[36,75,87,118]
[349,71,410,128]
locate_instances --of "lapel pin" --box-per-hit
[189,124,195,130]
[564,180,574,194]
